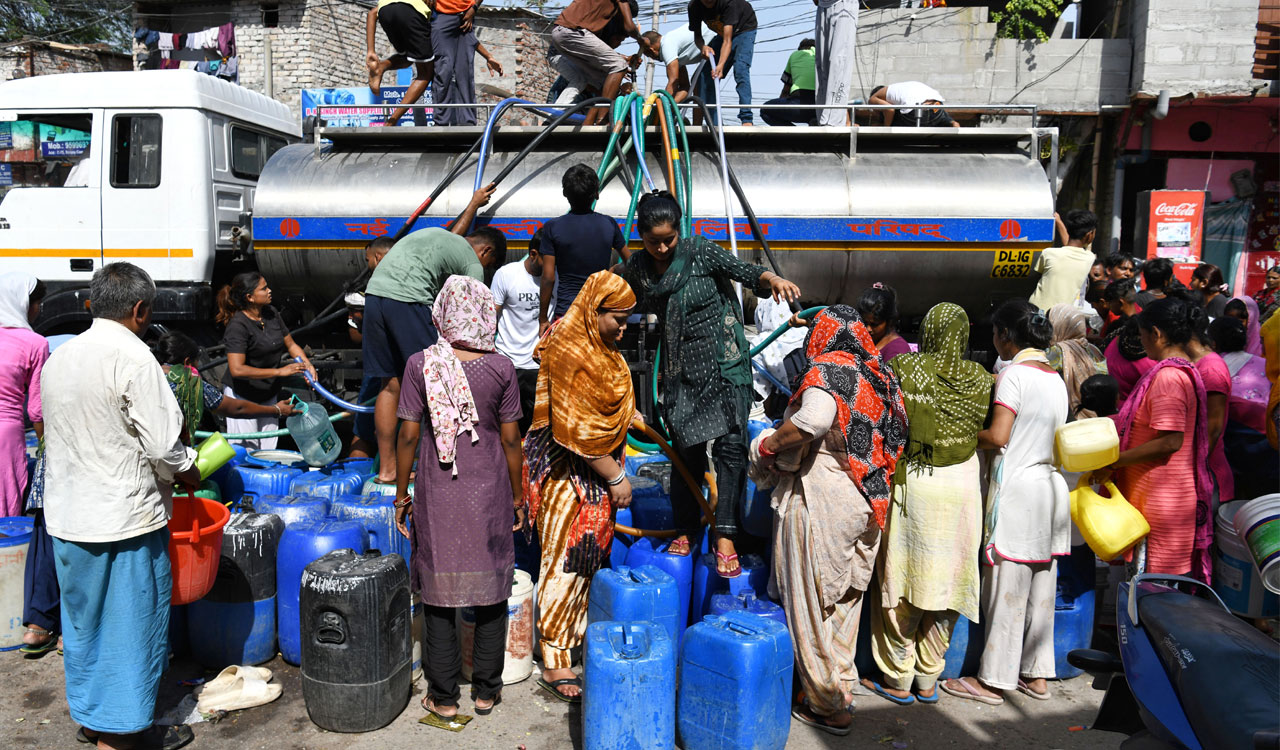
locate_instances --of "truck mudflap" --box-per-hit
[36,283,213,333]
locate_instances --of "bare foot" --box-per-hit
[1021,677,1049,696]
[367,62,384,97]
[541,667,581,699]
[860,677,911,701]
[375,470,397,485]
[741,121,754,127]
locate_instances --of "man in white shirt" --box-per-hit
[639,24,713,103]
[491,235,555,433]
[869,81,959,127]
[42,262,200,750]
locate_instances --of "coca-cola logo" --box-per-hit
[1155,202,1197,217]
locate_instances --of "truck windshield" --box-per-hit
[0,113,94,195]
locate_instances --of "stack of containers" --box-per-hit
[276,517,367,665]
[584,565,679,750]
[187,513,285,668]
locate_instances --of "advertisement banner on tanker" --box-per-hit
[300,85,433,128]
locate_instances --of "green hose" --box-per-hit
[193,408,351,441]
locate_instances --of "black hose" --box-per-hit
[448,97,612,227]
[686,96,798,312]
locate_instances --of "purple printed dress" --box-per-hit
[397,350,520,607]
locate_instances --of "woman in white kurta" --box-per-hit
[941,300,1069,705]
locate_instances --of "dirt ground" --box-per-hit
[1,648,1123,750]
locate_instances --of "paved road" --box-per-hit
[2,650,1123,749]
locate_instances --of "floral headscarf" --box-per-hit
[791,305,908,529]
[422,275,497,475]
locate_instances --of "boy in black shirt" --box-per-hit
[689,0,758,125]
[538,164,628,333]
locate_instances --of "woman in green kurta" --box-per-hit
[622,192,801,575]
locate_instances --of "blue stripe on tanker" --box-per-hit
[253,216,1055,244]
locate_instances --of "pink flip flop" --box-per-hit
[715,551,741,578]
[940,678,1004,706]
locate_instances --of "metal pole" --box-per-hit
[644,0,659,95]
[265,35,274,99]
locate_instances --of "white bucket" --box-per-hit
[460,569,536,685]
[1233,494,1280,595]
[0,518,34,651]
[1213,501,1280,617]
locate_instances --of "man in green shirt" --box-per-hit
[363,185,508,483]
[761,38,816,126]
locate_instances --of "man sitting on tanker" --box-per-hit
[549,0,644,126]
[366,0,436,126]
[868,82,959,127]
[364,185,508,485]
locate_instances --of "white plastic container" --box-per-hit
[460,569,536,684]
[0,517,35,651]
[410,593,424,684]
[1234,493,1280,595]
[1054,417,1120,473]
[285,401,341,467]
[1213,500,1279,617]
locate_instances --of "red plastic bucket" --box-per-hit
[168,494,231,605]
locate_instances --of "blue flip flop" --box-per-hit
[915,688,940,704]
[867,680,915,706]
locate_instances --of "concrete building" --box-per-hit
[131,0,556,122]
[856,0,1276,297]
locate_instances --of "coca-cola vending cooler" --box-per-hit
[1134,190,1207,286]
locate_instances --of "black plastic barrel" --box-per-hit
[300,549,411,733]
[188,513,285,669]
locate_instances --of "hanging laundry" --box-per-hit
[157,32,175,50]
[133,27,160,46]
[186,28,218,50]
[216,56,238,80]
[195,60,211,74]
[160,58,180,70]
[217,23,236,57]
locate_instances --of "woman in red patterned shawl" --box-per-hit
[753,304,908,735]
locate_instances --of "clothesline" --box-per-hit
[135,22,238,79]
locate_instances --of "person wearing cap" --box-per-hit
[868,82,959,127]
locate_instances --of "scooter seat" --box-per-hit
[1138,590,1280,750]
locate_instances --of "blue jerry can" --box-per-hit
[678,611,793,750]
[276,518,367,665]
[587,565,680,647]
[251,494,329,528]
[584,620,675,750]
[689,552,769,625]
[624,537,694,649]
[708,591,787,627]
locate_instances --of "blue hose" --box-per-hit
[296,357,375,414]
[750,358,792,397]
[473,97,527,193]
[630,99,656,192]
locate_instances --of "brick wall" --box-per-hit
[3,42,132,79]
[1129,0,1263,96]
[856,7,1131,113]
[133,1,555,120]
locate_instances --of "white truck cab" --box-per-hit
[0,70,299,332]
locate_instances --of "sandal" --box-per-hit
[715,550,741,578]
[1017,678,1051,701]
[666,537,692,557]
[77,725,194,750]
[863,678,915,706]
[940,677,1004,706]
[537,676,583,704]
[472,692,502,716]
[790,702,852,736]
[421,695,459,720]
[20,626,57,658]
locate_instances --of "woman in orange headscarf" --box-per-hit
[522,270,639,702]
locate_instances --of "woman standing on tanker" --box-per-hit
[620,191,801,576]
[217,272,317,449]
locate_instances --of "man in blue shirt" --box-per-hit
[538,164,628,334]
